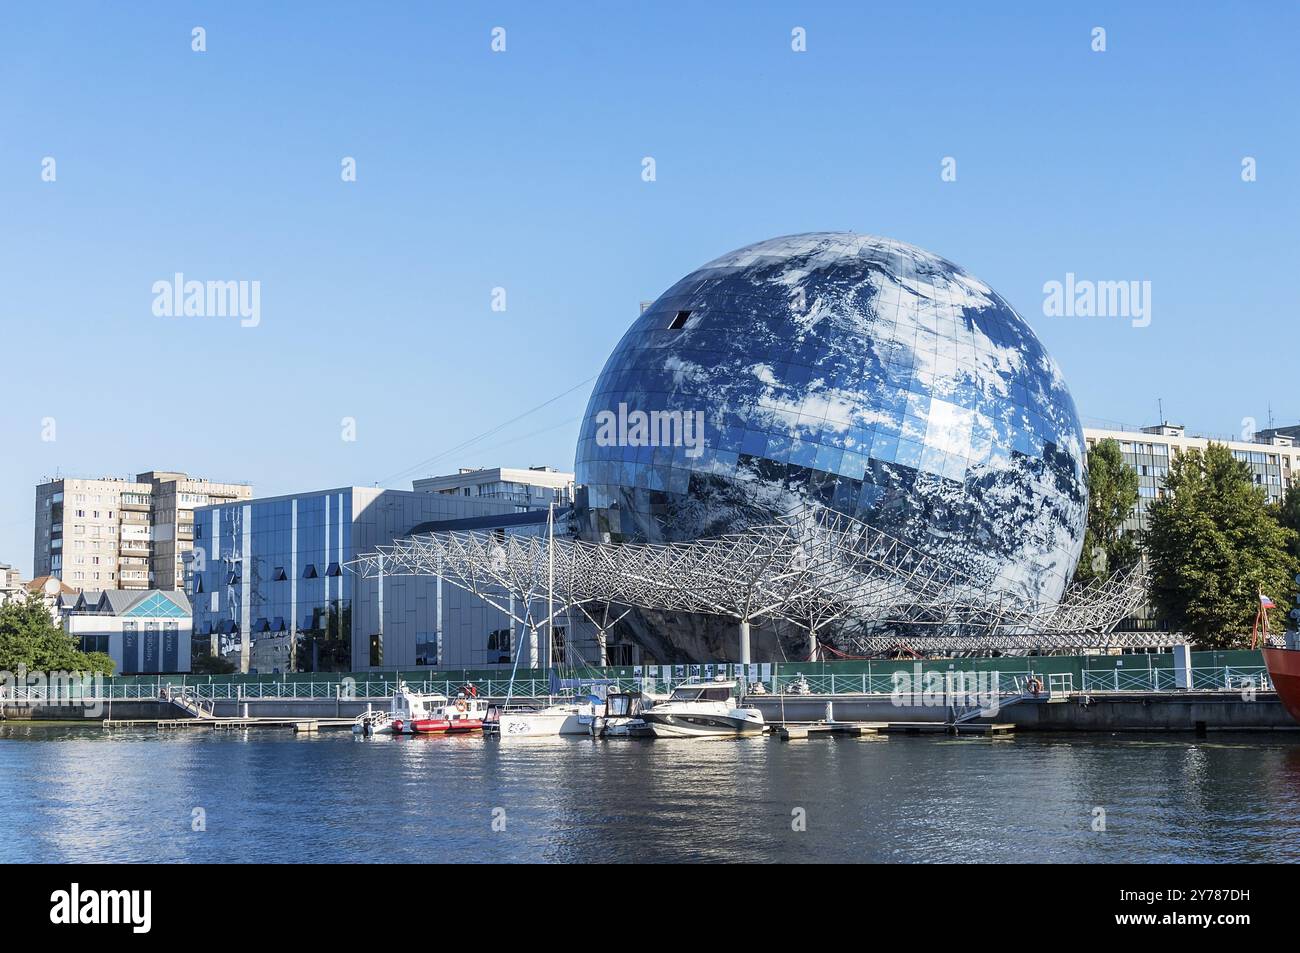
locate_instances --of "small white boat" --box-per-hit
[590,689,656,737]
[640,678,766,738]
[352,682,447,736]
[484,701,597,737]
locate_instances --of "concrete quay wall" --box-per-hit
[748,691,1298,731]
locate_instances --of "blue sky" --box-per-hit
[1,2,1297,575]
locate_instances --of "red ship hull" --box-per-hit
[410,718,484,734]
[1263,647,1300,724]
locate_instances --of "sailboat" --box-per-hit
[482,502,601,738]
[483,699,597,737]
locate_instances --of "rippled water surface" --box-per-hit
[2,724,1298,863]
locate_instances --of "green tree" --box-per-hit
[1145,443,1299,647]
[1074,438,1141,585]
[0,594,115,673]
[1274,483,1300,560]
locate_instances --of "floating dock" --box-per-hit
[777,722,882,740]
[101,716,355,732]
[775,720,1015,740]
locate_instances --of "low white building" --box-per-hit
[413,466,574,509]
[64,589,191,674]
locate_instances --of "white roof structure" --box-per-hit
[348,503,1157,657]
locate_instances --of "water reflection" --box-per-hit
[1,726,1297,863]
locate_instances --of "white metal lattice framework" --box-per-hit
[348,503,1160,658]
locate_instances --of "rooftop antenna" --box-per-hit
[1157,398,1164,425]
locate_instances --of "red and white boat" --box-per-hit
[410,692,491,734]
[1263,637,1300,724]
[1255,591,1300,724]
[353,682,448,736]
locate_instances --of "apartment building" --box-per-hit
[33,472,252,592]
[1083,422,1298,533]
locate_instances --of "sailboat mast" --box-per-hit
[547,501,555,670]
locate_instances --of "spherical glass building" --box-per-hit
[574,232,1087,616]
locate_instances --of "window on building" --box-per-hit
[273,567,287,581]
[415,637,440,666]
[668,310,691,330]
[486,628,513,663]
[326,562,341,577]
[302,564,318,579]
[79,634,109,655]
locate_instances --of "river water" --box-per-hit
[2,724,1298,863]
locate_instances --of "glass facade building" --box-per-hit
[190,487,595,673]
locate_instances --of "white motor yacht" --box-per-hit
[640,678,766,737]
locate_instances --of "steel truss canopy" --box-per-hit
[348,504,1158,657]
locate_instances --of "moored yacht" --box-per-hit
[483,700,597,737]
[640,678,766,737]
[589,689,656,737]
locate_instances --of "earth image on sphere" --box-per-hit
[574,232,1088,657]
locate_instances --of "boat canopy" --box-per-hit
[669,684,735,702]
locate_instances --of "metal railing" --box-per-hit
[773,669,1075,697]
[1079,666,1272,693]
[0,665,1275,703]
